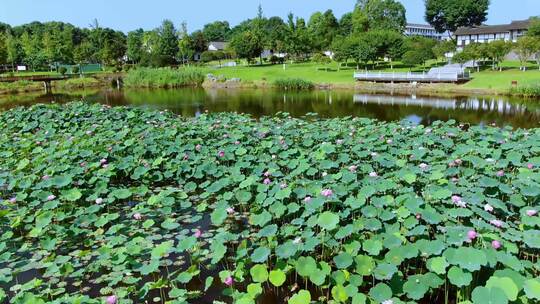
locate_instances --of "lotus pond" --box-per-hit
[0,102,540,304]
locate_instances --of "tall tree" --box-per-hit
[156,20,179,64]
[0,33,7,65]
[425,0,490,33]
[5,32,21,70]
[527,17,540,38]
[338,13,354,36]
[202,21,231,41]
[308,10,339,51]
[127,29,144,64]
[485,40,512,71]
[515,36,537,71]
[356,0,407,31]
[230,30,264,64]
[178,22,195,64]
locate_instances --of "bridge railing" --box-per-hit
[353,71,469,82]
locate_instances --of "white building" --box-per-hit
[405,23,449,40]
[454,19,531,49]
[208,41,228,52]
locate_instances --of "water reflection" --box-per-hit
[1,87,540,128]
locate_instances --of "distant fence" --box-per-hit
[56,64,102,74]
[354,69,470,83]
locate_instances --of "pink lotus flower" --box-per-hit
[293,237,302,244]
[371,152,378,157]
[280,183,288,189]
[263,178,271,185]
[419,163,429,170]
[492,240,502,250]
[349,165,358,173]
[455,159,463,165]
[448,161,456,167]
[133,213,142,220]
[527,163,534,169]
[369,172,378,177]
[86,131,92,135]
[226,207,235,214]
[218,151,225,158]
[526,209,538,216]
[100,159,107,165]
[102,164,109,169]
[382,300,394,304]
[235,141,241,145]
[42,175,50,180]
[322,172,328,177]
[451,195,466,208]
[451,177,459,183]
[106,295,117,304]
[484,204,494,212]
[490,219,504,228]
[336,139,344,145]
[80,162,87,167]
[194,229,202,238]
[183,154,189,160]
[195,144,202,151]
[416,213,422,220]
[47,195,56,201]
[95,198,103,204]
[303,196,312,203]
[386,139,393,144]
[224,276,234,286]
[9,197,16,203]
[496,170,505,177]
[321,189,333,197]
[451,195,462,203]
[263,171,271,177]
[467,230,477,241]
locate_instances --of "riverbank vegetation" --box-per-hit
[510,84,540,98]
[123,67,205,88]
[0,1,539,96]
[1,102,540,303]
[273,78,315,90]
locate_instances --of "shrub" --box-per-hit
[273,78,315,90]
[58,67,68,75]
[509,84,540,97]
[72,66,80,74]
[123,67,206,88]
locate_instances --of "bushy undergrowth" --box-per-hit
[124,67,205,88]
[54,77,101,89]
[273,78,315,90]
[510,84,540,98]
[0,80,42,94]
[0,103,540,304]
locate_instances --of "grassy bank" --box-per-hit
[0,80,44,95]
[1,102,540,303]
[124,67,206,88]
[210,61,540,95]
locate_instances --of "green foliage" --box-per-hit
[273,78,315,90]
[230,30,264,62]
[425,0,490,33]
[57,66,67,75]
[3,77,540,304]
[124,67,205,88]
[356,0,407,32]
[509,84,540,97]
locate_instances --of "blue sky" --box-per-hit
[0,0,538,32]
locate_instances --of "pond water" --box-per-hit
[1,87,540,128]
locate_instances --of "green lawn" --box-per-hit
[210,60,540,91]
[464,69,540,90]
